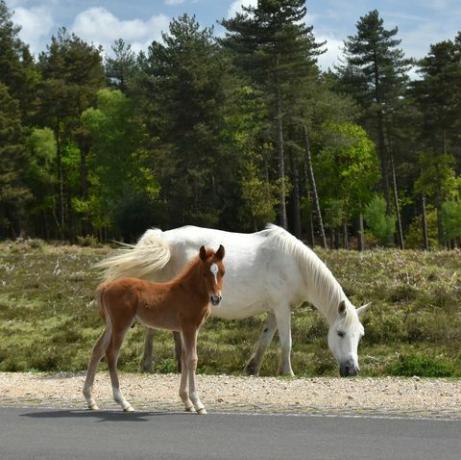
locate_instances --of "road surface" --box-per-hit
[0,407,459,460]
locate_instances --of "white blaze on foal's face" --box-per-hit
[210,263,218,284]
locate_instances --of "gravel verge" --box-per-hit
[1,372,460,419]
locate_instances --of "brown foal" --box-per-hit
[83,245,225,415]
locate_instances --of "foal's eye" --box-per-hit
[337,331,345,338]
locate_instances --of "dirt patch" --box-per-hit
[1,372,460,419]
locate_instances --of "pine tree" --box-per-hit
[141,15,231,227]
[37,28,105,237]
[221,0,323,228]
[0,83,30,237]
[105,39,137,93]
[0,0,39,123]
[411,34,461,245]
[338,10,411,248]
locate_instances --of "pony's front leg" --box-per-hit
[183,327,206,415]
[179,333,194,412]
[140,328,155,372]
[244,311,277,375]
[273,306,295,377]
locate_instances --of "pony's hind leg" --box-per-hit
[273,305,295,376]
[244,311,277,375]
[106,326,134,412]
[83,327,112,410]
[178,333,194,412]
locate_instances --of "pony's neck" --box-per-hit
[300,250,346,326]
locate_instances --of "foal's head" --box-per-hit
[327,300,371,377]
[199,245,225,306]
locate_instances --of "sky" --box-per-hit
[6,0,461,70]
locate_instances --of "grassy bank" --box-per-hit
[0,240,460,377]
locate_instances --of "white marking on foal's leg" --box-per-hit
[83,384,99,410]
[113,386,134,412]
[188,359,206,415]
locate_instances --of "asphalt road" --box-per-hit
[0,407,460,460]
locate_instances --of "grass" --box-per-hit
[0,239,460,377]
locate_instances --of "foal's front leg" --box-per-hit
[106,327,134,411]
[179,332,194,412]
[182,327,206,415]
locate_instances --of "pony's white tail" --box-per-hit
[96,229,171,281]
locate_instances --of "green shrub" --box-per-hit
[386,353,457,377]
[364,195,395,246]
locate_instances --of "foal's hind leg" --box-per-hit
[106,326,134,412]
[83,327,111,410]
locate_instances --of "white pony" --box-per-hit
[97,224,370,377]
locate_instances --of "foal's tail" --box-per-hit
[95,228,171,281]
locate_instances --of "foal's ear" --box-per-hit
[338,300,347,316]
[199,245,207,261]
[215,244,225,261]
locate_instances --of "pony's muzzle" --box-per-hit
[339,361,359,377]
[210,294,222,306]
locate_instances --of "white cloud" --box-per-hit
[165,0,186,4]
[316,35,343,71]
[227,0,257,18]
[71,7,170,54]
[12,5,54,54]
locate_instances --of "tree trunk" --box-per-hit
[377,110,392,215]
[290,155,301,238]
[275,63,287,229]
[303,125,327,249]
[343,221,349,249]
[390,153,404,249]
[55,122,65,238]
[421,194,429,250]
[358,212,365,251]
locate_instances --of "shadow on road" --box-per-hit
[20,409,177,422]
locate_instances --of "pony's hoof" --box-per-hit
[185,406,195,413]
[196,408,207,415]
[88,404,99,411]
[124,405,135,412]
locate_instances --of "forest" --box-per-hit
[1,0,460,249]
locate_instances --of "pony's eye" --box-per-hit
[337,331,345,338]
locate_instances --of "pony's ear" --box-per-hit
[357,302,372,317]
[215,244,225,261]
[338,300,346,316]
[199,246,207,261]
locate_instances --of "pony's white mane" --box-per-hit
[95,228,171,281]
[263,224,347,324]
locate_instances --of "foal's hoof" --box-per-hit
[123,405,135,412]
[88,404,99,411]
[196,408,207,415]
[185,406,195,413]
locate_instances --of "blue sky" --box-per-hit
[7,0,461,70]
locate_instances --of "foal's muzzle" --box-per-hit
[339,361,359,377]
[210,294,222,306]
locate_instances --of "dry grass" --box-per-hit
[0,240,460,377]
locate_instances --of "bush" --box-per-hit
[364,195,396,246]
[386,353,457,377]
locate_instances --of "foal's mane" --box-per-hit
[263,224,347,323]
[170,249,215,284]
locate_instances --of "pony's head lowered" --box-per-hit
[327,300,371,377]
[199,245,225,306]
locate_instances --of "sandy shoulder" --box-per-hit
[0,372,460,419]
